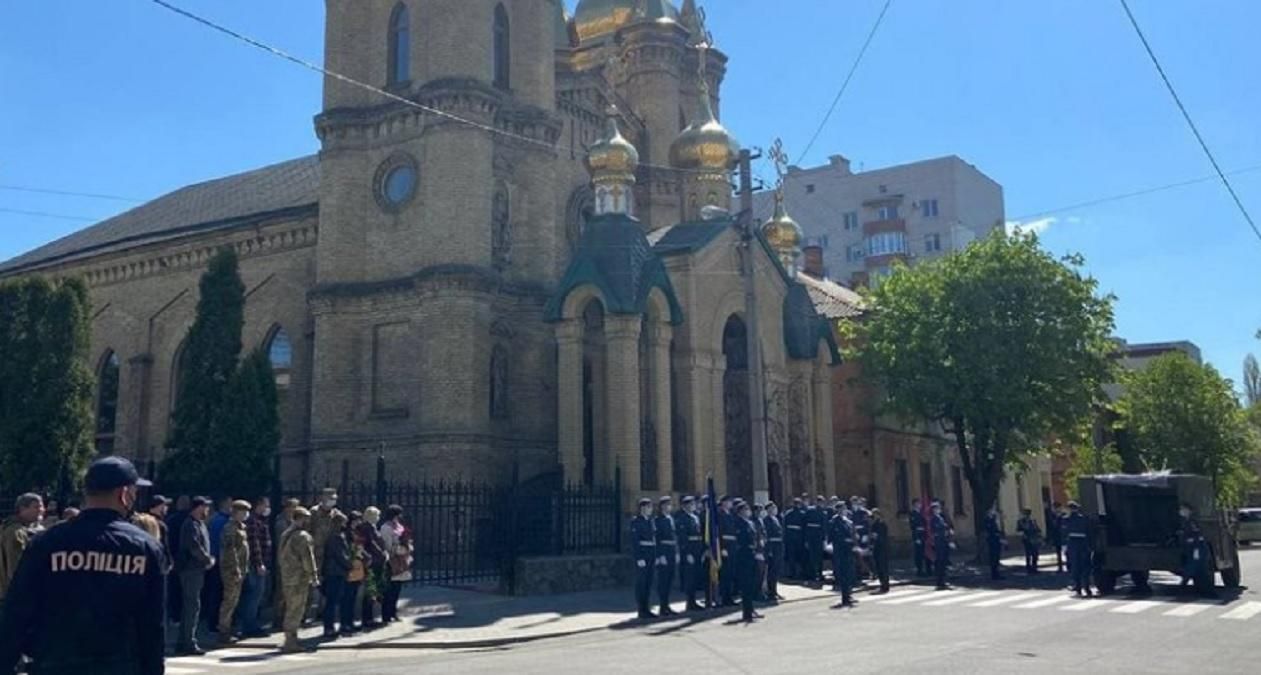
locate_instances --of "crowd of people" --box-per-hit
[0,457,418,673]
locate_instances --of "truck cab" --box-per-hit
[1078,473,1240,594]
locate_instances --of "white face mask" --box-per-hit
[640,507,652,517]
[258,507,271,518]
[1180,509,1191,518]
[322,499,336,509]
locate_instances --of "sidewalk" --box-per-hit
[216,552,1066,652]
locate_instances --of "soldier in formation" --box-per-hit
[674,496,705,611]
[930,501,954,590]
[826,502,856,607]
[654,496,679,616]
[732,501,761,623]
[761,502,784,603]
[279,507,319,653]
[1016,508,1042,575]
[803,495,827,586]
[217,500,252,644]
[631,498,657,620]
[717,495,737,606]
[782,497,804,579]
[909,497,928,576]
[0,494,44,609]
[869,508,891,593]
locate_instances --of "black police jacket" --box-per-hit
[0,508,165,675]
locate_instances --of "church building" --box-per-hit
[0,0,847,505]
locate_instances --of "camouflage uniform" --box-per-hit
[279,512,318,653]
[0,517,35,604]
[217,505,251,639]
[308,504,342,576]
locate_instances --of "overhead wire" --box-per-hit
[1118,0,1261,245]
[0,185,143,203]
[0,207,102,222]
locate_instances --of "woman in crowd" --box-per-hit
[320,512,350,638]
[358,506,387,629]
[377,505,412,623]
[340,512,370,635]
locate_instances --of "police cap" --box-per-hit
[231,500,252,512]
[792,497,803,505]
[718,494,732,503]
[658,495,672,504]
[638,497,653,507]
[680,495,695,505]
[83,456,152,491]
[320,487,338,497]
[1067,500,1080,509]
[766,501,777,509]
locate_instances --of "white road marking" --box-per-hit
[923,591,1002,607]
[1015,595,1074,609]
[1163,603,1214,617]
[164,668,204,675]
[879,590,945,605]
[1110,600,1163,614]
[865,588,931,602]
[1060,599,1116,612]
[1219,601,1261,621]
[970,592,1043,608]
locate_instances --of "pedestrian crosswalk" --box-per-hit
[164,648,316,674]
[859,588,1261,622]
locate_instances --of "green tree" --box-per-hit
[0,277,96,493]
[162,248,246,491]
[1116,352,1259,506]
[841,230,1115,542]
[1063,442,1124,501]
[1244,354,1260,407]
[203,348,279,498]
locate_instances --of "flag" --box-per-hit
[921,492,936,563]
[705,475,721,588]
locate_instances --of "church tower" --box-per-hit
[309,1,565,481]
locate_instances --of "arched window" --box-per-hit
[96,350,120,454]
[388,3,411,86]
[267,326,293,390]
[493,4,510,90]
[489,345,509,420]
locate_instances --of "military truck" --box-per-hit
[1077,473,1241,594]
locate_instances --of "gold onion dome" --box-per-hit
[762,192,804,254]
[669,89,740,174]
[586,108,640,183]
[574,0,679,43]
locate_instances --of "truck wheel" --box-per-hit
[1221,546,1241,589]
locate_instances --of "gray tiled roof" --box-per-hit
[0,155,320,274]
[796,272,865,319]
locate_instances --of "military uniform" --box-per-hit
[1063,505,1092,596]
[1176,513,1210,594]
[217,502,251,640]
[0,516,37,605]
[674,497,705,611]
[827,512,856,605]
[630,500,657,619]
[803,503,827,584]
[1044,504,1063,572]
[279,512,318,653]
[782,502,804,579]
[1016,513,1042,574]
[984,511,1005,580]
[718,501,738,605]
[653,499,678,616]
[931,510,953,589]
[909,507,928,576]
[762,508,784,601]
[870,515,890,592]
[733,512,759,622]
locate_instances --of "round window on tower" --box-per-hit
[374,153,419,212]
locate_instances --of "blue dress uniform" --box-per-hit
[783,501,804,579]
[733,512,760,622]
[909,507,928,576]
[851,505,872,581]
[674,498,705,611]
[0,457,165,675]
[870,516,891,592]
[718,499,738,606]
[653,500,679,616]
[826,513,856,605]
[1044,504,1063,572]
[762,508,784,602]
[984,511,1005,580]
[1062,504,1092,596]
[631,499,657,619]
[931,509,953,589]
[803,503,827,584]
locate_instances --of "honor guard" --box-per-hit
[762,502,784,603]
[909,498,928,576]
[1063,501,1092,597]
[930,501,954,590]
[803,495,827,585]
[870,508,891,593]
[631,498,658,619]
[654,496,679,616]
[783,497,805,579]
[717,495,738,606]
[984,506,1005,581]
[675,496,705,611]
[1016,508,1042,575]
[733,502,761,623]
[826,505,857,607]
[1045,502,1064,572]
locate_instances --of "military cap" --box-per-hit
[815,495,826,502]
[718,494,732,503]
[680,495,695,505]
[1067,500,1080,509]
[638,497,653,507]
[291,506,311,519]
[792,497,803,504]
[283,497,301,508]
[766,501,777,509]
[191,495,212,509]
[658,495,673,504]
[231,499,252,511]
[320,487,338,497]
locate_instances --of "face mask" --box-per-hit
[1180,509,1191,518]
[640,507,652,517]
[366,512,380,525]
[258,507,272,518]
[684,504,695,514]
[322,499,336,509]
[661,505,672,516]
[768,509,778,518]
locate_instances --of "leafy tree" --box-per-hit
[202,348,279,498]
[1063,442,1124,501]
[162,248,252,493]
[1244,354,1260,407]
[841,230,1116,543]
[1116,352,1259,506]
[0,277,96,494]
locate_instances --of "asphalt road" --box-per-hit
[173,547,1261,674]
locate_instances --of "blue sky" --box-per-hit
[1,1,1258,385]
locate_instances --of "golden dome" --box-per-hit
[586,108,640,183]
[669,88,740,174]
[574,0,678,44]
[762,192,804,254]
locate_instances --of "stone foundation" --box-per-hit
[509,554,634,595]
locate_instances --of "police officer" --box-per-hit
[930,501,954,590]
[783,497,804,579]
[827,503,857,607]
[654,496,679,616]
[870,508,891,593]
[909,498,928,576]
[1016,508,1042,575]
[0,456,164,675]
[984,506,1005,581]
[762,502,784,603]
[717,495,738,606]
[218,499,251,643]
[850,497,872,581]
[1062,501,1093,597]
[1175,502,1212,596]
[803,495,827,586]
[733,501,761,623]
[1044,501,1064,572]
[674,496,705,612]
[631,498,657,620]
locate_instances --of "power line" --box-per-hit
[0,185,143,203]
[0,207,101,222]
[1118,0,1261,245]
[797,0,893,165]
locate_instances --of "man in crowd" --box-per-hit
[1063,501,1093,597]
[279,507,318,653]
[0,457,164,675]
[309,488,342,618]
[273,497,301,630]
[240,496,273,638]
[717,495,738,606]
[782,497,804,579]
[218,500,251,644]
[931,500,954,590]
[909,497,928,576]
[147,496,172,574]
[0,494,44,610]
[870,508,891,593]
[1016,508,1042,575]
[803,495,827,587]
[1045,501,1064,573]
[826,502,856,607]
[762,502,784,603]
[984,505,1006,581]
[205,496,232,632]
[177,496,215,655]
